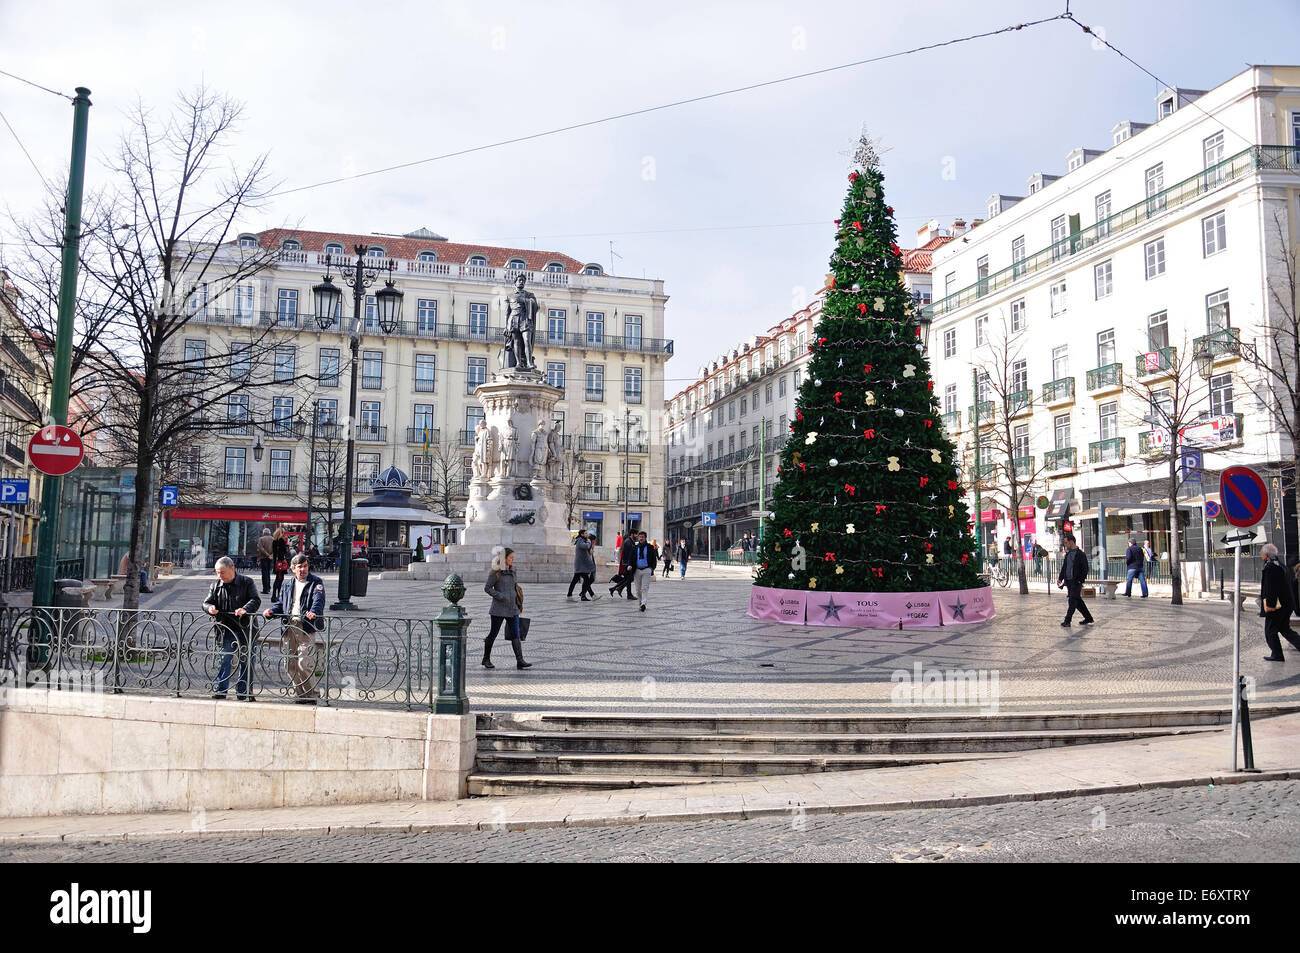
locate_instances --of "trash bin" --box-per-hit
[350,557,369,597]
[54,578,93,610]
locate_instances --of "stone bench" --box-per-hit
[1082,578,1122,600]
[90,577,123,601]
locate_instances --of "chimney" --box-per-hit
[915,218,942,245]
[970,218,985,229]
[951,218,968,237]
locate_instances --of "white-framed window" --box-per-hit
[988,197,1000,220]
[1209,373,1234,416]
[943,327,957,359]
[281,238,300,251]
[224,446,247,476]
[324,242,343,256]
[1011,359,1028,394]
[506,258,527,271]
[548,308,566,341]
[1097,329,1116,367]
[583,264,603,276]
[1203,130,1226,184]
[1202,210,1227,257]
[944,272,955,297]
[319,348,340,388]
[271,397,293,432]
[944,383,957,415]
[1206,289,1230,332]
[1144,237,1166,279]
[1094,260,1113,299]
[237,234,257,249]
[975,314,988,347]
[975,255,989,295]
[417,298,437,333]
[586,311,605,345]
[1051,344,1068,380]
[585,364,604,400]
[1010,298,1026,333]
[976,369,991,405]
[466,357,487,394]
[274,345,295,382]
[1095,190,1112,239]
[1050,215,1068,260]
[1054,413,1071,449]
[547,361,565,390]
[229,343,251,380]
[1099,401,1119,440]
[1149,387,1172,424]
[778,375,786,397]
[277,288,298,320]
[1148,311,1169,351]
[361,351,383,389]
[469,302,488,336]
[468,255,487,266]
[417,250,437,262]
[1013,424,1030,460]
[625,313,642,347]
[364,294,378,331]
[1158,97,1174,119]
[545,261,564,273]
[367,246,386,259]
[1011,236,1026,276]
[1050,279,1067,320]
[415,354,436,392]
[360,400,381,430]
[1145,163,1166,213]
[183,339,206,379]
[625,367,643,403]
[235,283,255,319]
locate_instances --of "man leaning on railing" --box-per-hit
[262,553,326,704]
[204,556,261,701]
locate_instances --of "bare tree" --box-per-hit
[296,425,348,548]
[1120,330,1220,606]
[560,449,586,530]
[969,312,1057,594]
[417,440,466,519]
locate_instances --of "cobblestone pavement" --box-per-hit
[134,569,1300,713]
[3,780,1296,862]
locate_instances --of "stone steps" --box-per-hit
[466,706,1297,795]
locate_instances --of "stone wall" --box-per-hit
[0,689,475,818]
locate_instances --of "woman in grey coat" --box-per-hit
[483,547,531,669]
[566,530,599,601]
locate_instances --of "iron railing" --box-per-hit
[260,474,297,493]
[968,401,994,425]
[406,427,440,445]
[219,472,252,490]
[1192,327,1241,360]
[0,557,84,593]
[1135,346,1177,377]
[1007,390,1033,417]
[1044,447,1077,472]
[1,607,443,711]
[356,425,387,442]
[1086,363,1122,391]
[1089,437,1126,465]
[1042,377,1075,404]
[940,410,961,432]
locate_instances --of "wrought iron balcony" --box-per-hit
[617,487,648,503]
[1088,437,1126,465]
[266,420,306,440]
[1044,447,1076,472]
[585,388,605,402]
[356,425,387,442]
[1086,363,1122,392]
[458,429,475,447]
[1138,430,1167,456]
[1135,346,1176,378]
[1042,377,1075,405]
[1,334,36,377]
[222,420,253,436]
[219,472,252,490]
[968,401,994,426]
[413,378,435,393]
[581,485,610,501]
[1192,328,1241,362]
[260,474,297,493]
[361,375,383,390]
[940,410,961,432]
[1012,455,1034,478]
[1007,390,1033,417]
[406,426,440,445]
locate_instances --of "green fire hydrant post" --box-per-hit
[434,573,470,715]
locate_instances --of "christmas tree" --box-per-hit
[753,133,982,595]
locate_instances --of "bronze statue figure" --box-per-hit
[503,273,539,371]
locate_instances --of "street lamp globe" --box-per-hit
[375,279,404,333]
[313,276,342,330]
[1194,345,1215,382]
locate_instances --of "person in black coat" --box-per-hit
[1057,532,1093,627]
[1259,543,1300,661]
[1122,538,1148,597]
[203,557,262,699]
[261,554,327,702]
[612,535,638,599]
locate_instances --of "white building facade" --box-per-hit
[924,66,1300,573]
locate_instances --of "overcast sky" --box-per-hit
[2,0,1297,392]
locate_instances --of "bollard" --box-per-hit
[434,573,470,715]
[1238,675,1258,772]
[1219,569,1224,601]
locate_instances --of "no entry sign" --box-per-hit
[27,425,84,476]
[1219,466,1267,528]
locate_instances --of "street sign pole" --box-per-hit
[33,87,91,609]
[1231,537,1241,772]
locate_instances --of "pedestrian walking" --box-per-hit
[483,547,531,670]
[631,530,658,612]
[261,553,326,703]
[203,556,261,700]
[1122,537,1148,598]
[567,530,599,601]
[1143,539,1158,579]
[677,538,690,578]
[256,527,274,594]
[271,528,289,594]
[1031,540,1046,578]
[661,539,673,578]
[1259,543,1300,662]
[1057,532,1093,627]
[613,533,638,599]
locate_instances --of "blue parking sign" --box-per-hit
[701,512,717,526]
[159,485,180,507]
[0,479,29,505]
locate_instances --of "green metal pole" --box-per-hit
[972,368,983,565]
[33,87,91,609]
[758,417,766,543]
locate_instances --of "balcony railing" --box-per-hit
[971,462,996,484]
[1,334,36,377]
[968,401,994,426]
[585,388,605,402]
[466,378,485,395]
[219,472,252,490]
[223,421,253,436]
[260,474,297,493]
[940,410,961,432]
[312,422,342,440]
[406,427,440,445]
[1138,431,1165,456]
[3,438,25,463]
[356,425,387,442]
[1012,455,1034,478]
[266,420,306,439]
[1089,437,1126,465]
[1042,377,1075,404]
[0,373,41,421]
[458,429,475,447]
[617,487,648,503]
[414,378,435,393]
[1086,363,1122,392]
[624,391,643,404]
[922,146,1298,322]
[1007,390,1032,417]
[581,485,610,501]
[1044,447,1077,472]
[1192,327,1241,361]
[361,375,383,390]
[1135,346,1176,377]
[578,436,610,453]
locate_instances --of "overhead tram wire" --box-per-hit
[268,12,1071,200]
[0,67,75,101]
[0,107,51,190]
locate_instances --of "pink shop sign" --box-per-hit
[805,591,942,627]
[938,586,997,624]
[748,587,807,623]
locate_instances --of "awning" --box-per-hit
[1073,502,1208,520]
[173,507,308,521]
[331,506,451,522]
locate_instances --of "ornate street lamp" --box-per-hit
[252,435,264,463]
[1194,343,1215,383]
[310,246,403,610]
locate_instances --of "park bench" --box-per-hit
[1082,578,1122,600]
[90,577,122,601]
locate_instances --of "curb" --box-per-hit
[4,769,1296,845]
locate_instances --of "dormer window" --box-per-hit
[325,242,344,256]
[238,234,257,248]
[367,246,386,259]
[506,258,527,271]
[583,264,603,276]
[417,251,437,262]
[545,261,564,273]
[1028,181,1040,195]
[1068,155,1083,172]
[468,255,487,266]
[281,238,301,251]
[1158,97,1174,119]
[987,199,998,219]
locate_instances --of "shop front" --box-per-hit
[167,506,308,569]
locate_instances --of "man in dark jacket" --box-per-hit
[204,556,261,699]
[631,530,658,612]
[1122,537,1148,598]
[567,530,599,601]
[614,533,638,599]
[1057,532,1093,627]
[262,553,327,702]
[677,539,690,578]
[1259,543,1300,661]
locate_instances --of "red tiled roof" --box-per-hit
[253,228,589,274]
[901,234,954,273]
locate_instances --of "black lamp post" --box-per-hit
[312,245,403,610]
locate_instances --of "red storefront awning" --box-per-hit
[172,507,308,522]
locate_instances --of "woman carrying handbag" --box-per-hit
[483,547,531,670]
[271,528,290,594]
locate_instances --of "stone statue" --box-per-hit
[472,419,493,480]
[531,421,550,477]
[503,273,539,371]
[500,419,521,479]
[546,420,563,482]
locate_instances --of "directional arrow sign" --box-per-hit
[1220,529,1259,548]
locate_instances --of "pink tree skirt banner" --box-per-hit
[748,586,995,627]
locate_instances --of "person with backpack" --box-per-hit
[483,547,531,669]
[1031,540,1046,577]
[1057,532,1093,627]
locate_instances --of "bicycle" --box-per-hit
[986,559,1010,588]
